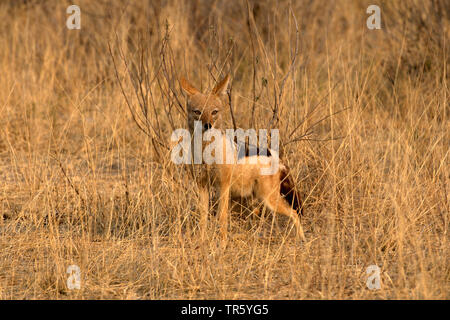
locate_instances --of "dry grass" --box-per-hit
[0,0,448,299]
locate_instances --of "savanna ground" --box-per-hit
[0,0,448,299]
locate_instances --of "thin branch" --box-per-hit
[288,79,342,138]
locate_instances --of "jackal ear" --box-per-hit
[180,77,200,96]
[212,74,230,96]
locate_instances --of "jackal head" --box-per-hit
[180,75,230,134]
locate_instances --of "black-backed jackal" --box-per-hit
[179,75,305,240]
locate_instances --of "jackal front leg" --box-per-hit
[217,173,231,240]
[198,186,209,240]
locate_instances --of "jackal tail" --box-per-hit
[279,166,303,216]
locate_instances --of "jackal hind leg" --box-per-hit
[257,179,305,240]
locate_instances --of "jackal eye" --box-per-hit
[193,110,202,116]
[212,109,219,116]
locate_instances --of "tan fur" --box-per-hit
[180,75,305,241]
